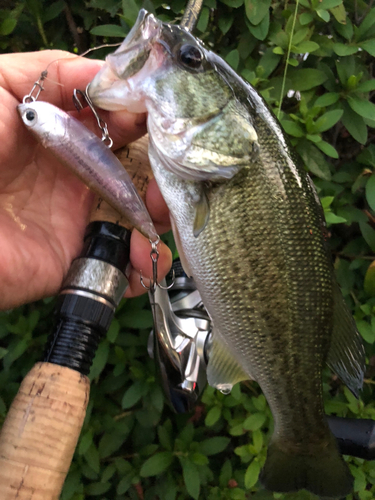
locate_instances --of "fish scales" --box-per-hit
[150,102,333,444]
[88,10,365,497]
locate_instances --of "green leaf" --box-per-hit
[0,347,8,359]
[243,413,266,431]
[297,141,332,180]
[319,0,343,8]
[199,437,230,455]
[289,69,328,91]
[252,429,264,453]
[321,196,334,209]
[293,41,320,53]
[281,120,305,137]
[360,39,375,57]
[218,14,233,35]
[333,17,353,39]
[85,444,101,474]
[292,27,309,45]
[89,341,109,380]
[315,92,340,107]
[0,17,17,36]
[107,318,120,343]
[317,9,330,22]
[314,109,343,132]
[244,460,261,489]
[316,140,339,158]
[140,452,174,477]
[299,12,313,25]
[356,320,375,344]
[122,0,140,25]
[99,432,124,458]
[357,8,375,41]
[347,96,375,120]
[158,422,173,451]
[357,79,375,92]
[366,175,375,212]
[247,11,269,40]
[182,459,200,499]
[225,49,240,71]
[79,431,93,456]
[85,482,111,496]
[42,1,64,22]
[90,24,127,37]
[245,0,271,25]
[117,471,135,495]
[342,101,368,145]
[196,7,209,32]
[219,0,243,7]
[360,222,375,252]
[333,43,358,56]
[364,262,375,297]
[325,212,347,224]
[205,405,221,426]
[219,460,233,488]
[330,3,346,24]
[121,381,145,409]
[191,452,209,465]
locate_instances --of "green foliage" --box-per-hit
[1,0,375,499]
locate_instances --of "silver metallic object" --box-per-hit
[148,261,211,413]
[62,257,128,308]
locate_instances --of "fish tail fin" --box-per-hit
[260,437,353,498]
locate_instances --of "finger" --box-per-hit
[0,50,101,110]
[146,178,171,232]
[125,229,172,297]
[0,50,147,152]
[70,107,147,151]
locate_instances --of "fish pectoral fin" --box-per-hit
[170,213,193,277]
[326,280,365,397]
[207,329,251,392]
[193,189,210,237]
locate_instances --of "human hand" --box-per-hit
[0,50,171,310]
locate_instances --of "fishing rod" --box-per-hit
[0,0,204,493]
[0,133,152,499]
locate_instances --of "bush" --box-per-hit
[1,0,375,499]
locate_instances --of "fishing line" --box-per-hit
[277,0,300,119]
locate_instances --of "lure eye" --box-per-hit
[24,110,36,123]
[178,44,203,70]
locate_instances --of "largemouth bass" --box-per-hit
[89,10,365,498]
[18,101,158,241]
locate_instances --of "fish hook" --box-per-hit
[140,237,175,292]
[73,84,113,148]
[22,70,48,103]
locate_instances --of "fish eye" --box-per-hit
[178,44,203,70]
[24,110,37,123]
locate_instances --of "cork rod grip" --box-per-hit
[0,135,151,500]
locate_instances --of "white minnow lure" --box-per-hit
[18,101,158,241]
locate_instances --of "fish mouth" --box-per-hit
[89,10,162,112]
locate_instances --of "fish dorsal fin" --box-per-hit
[193,189,210,237]
[326,280,365,397]
[207,329,251,393]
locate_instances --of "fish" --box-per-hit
[17,101,158,241]
[88,10,365,498]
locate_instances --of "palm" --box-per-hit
[0,136,93,309]
[0,50,171,310]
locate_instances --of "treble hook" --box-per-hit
[23,70,48,103]
[140,237,175,293]
[73,84,113,148]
